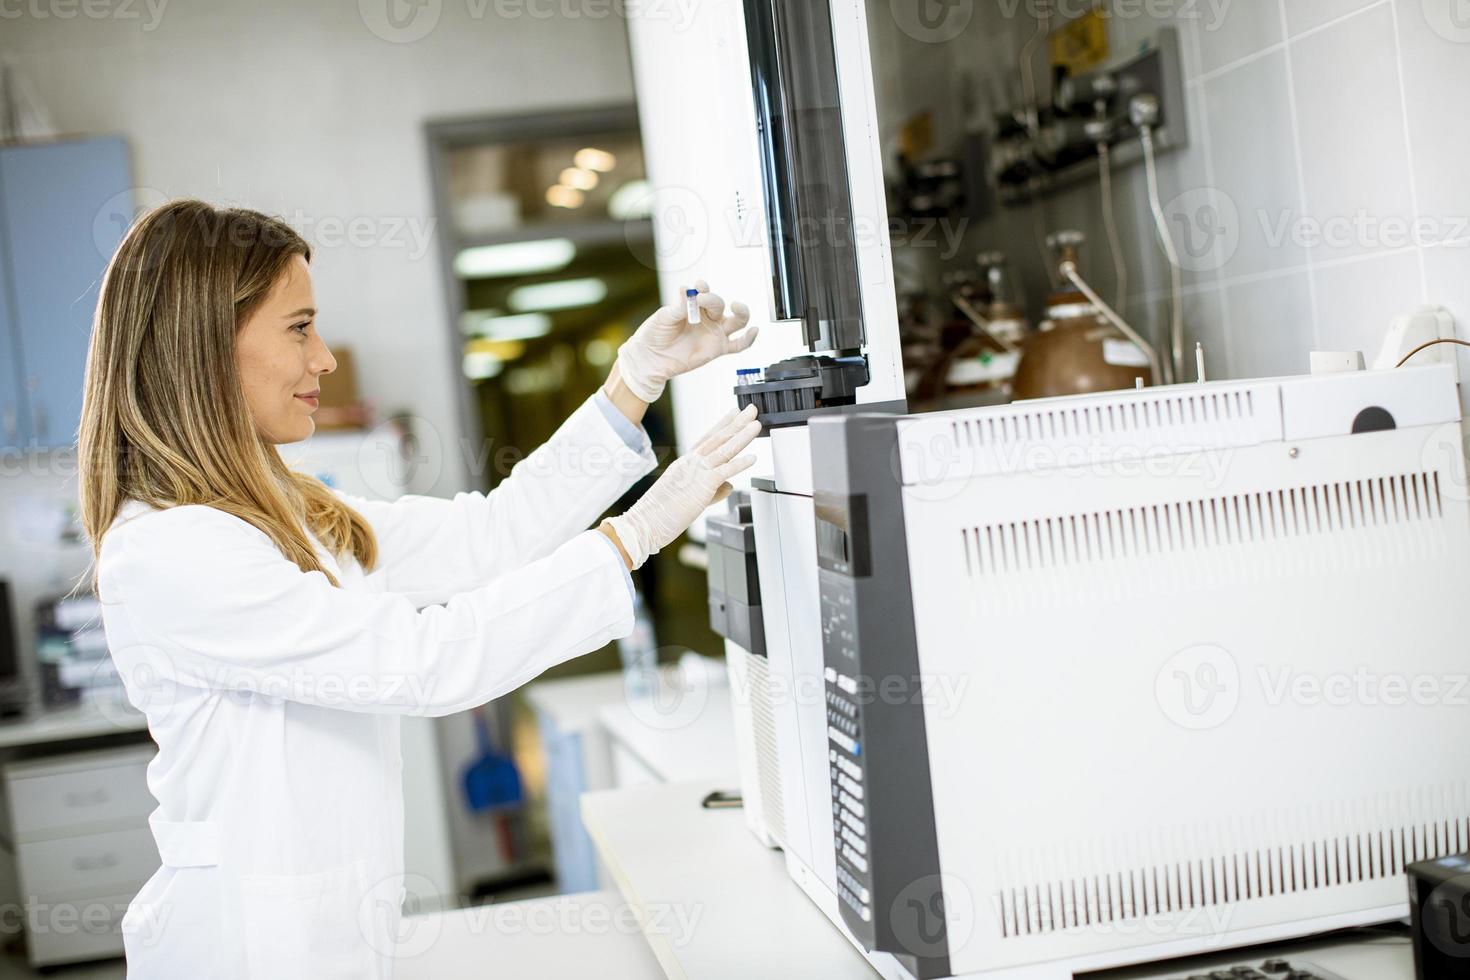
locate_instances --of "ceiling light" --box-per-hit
[464,338,526,361]
[459,309,497,335]
[546,185,584,209]
[507,277,607,313]
[462,352,503,381]
[584,338,615,367]
[607,179,654,220]
[574,147,617,172]
[475,312,552,342]
[559,167,599,191]
[453,238,575,278]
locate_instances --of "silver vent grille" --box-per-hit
[745,649,786,847]
[951,388,1257,449]
[896,383,1282,484]
[999,814,1470,937]
[962,472,1444,578]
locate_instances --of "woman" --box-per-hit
[79,199,761,978]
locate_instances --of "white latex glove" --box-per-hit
[604,404,762,569]
[615,280,760,402]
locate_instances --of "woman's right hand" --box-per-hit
[602,405,761,569]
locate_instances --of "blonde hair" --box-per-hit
[79,199,377,590]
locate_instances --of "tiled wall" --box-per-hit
[875,0,1470,397]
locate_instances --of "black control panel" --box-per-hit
[820,572,871,926]
[809,413,950,980]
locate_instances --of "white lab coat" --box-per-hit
[97,396,657,978]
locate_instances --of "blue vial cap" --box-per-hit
[736,368,760,376]
[686,288,698,296]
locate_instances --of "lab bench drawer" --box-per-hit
[16,827,158,899]
[4,745,156,841]
[23,889,134,967]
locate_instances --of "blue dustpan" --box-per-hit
[462,709,523,812]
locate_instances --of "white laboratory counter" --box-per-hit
[0,698,147,747]
[526,666,740,893]
[580,782,1417,980]
[581,780,879,979]
[527,664,740,787]
[595,689,739,787]
[524,671,627,736]
[393,889,664,980]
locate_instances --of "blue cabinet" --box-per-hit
[0,219,23,445]
[0,136,133,450]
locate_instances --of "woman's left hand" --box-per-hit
[614,280,760,402]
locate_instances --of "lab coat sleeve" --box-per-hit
[99,504,635,717]
[333,393,657,606]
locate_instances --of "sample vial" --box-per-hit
[685,287,700,325]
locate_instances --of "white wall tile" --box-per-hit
[1185,285,1231,379]
[1284,0,1384,36]
[1288,3,1415,264]
[1222,271,1316,378]
[1310,249,1425,358]
[1122,285,1224,382]
[1392,0,1470,241]
[1108,4,1202,80]
[1421,246,1470,320]
[1194,0,1283,75]
[1201,51,1307,280]
[1419,244,1470,414]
